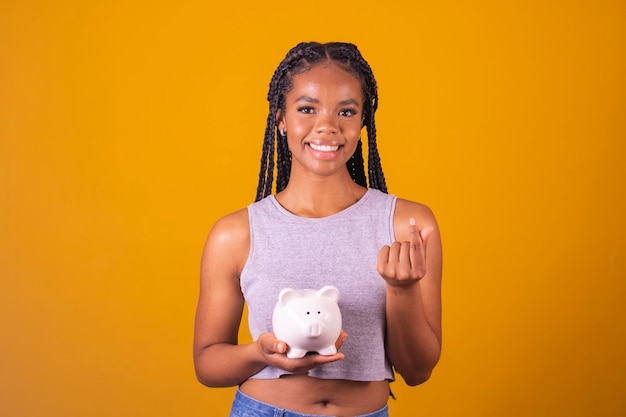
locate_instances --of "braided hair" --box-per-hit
[255,42,387,201]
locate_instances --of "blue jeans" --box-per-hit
[229,388,389,417]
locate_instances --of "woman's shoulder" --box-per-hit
[209,207,250,242]
[201,207,251,276]
[204,207,250,257]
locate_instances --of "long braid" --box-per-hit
[255,42,387,201]
[255,105,278,201]
[347,140,367,187]
[366,114,387,192]
[276,132,291,192]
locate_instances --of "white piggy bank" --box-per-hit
[272,285,342,359]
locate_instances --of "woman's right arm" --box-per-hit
[193,209,267,387]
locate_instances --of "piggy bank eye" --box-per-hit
[317,311,321,314]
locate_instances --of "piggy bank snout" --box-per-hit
[308,323,323,337]
[300,309,334,337]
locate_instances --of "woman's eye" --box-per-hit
[339,109,357,117]
[297,106,315,114]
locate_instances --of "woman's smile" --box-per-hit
[308,143,341,152]
[305,142,344,160]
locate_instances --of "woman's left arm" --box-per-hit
[377,199,443,386]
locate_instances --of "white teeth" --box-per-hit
[309,143,339,152]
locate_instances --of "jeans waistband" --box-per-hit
[229,388,389,417]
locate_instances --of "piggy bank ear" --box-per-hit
[317,285,339,303]
[278,288,300,306]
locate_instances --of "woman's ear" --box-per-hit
[276,108,285,133]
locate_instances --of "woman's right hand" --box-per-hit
[255,331,347,374]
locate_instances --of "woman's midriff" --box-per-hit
[240,375,390,416]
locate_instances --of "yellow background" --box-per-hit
[1,1,625,416]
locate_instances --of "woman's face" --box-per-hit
[277,62,364,180]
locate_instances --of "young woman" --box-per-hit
[193,42,442,417]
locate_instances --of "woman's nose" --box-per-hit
[315,112,338,134]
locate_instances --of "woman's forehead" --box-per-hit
[288,64,363,97]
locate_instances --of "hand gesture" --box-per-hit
[377,218,433,287]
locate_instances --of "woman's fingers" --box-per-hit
[378,218,430,284]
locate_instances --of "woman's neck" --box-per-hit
[275,174,367,218]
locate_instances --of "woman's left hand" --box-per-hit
[377,218,433,287]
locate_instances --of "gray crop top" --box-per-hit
[240,188,397,381]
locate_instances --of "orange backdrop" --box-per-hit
[1,1,625,416]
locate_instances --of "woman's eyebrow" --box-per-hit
[338,98,360,107]
[294,95,320,104]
